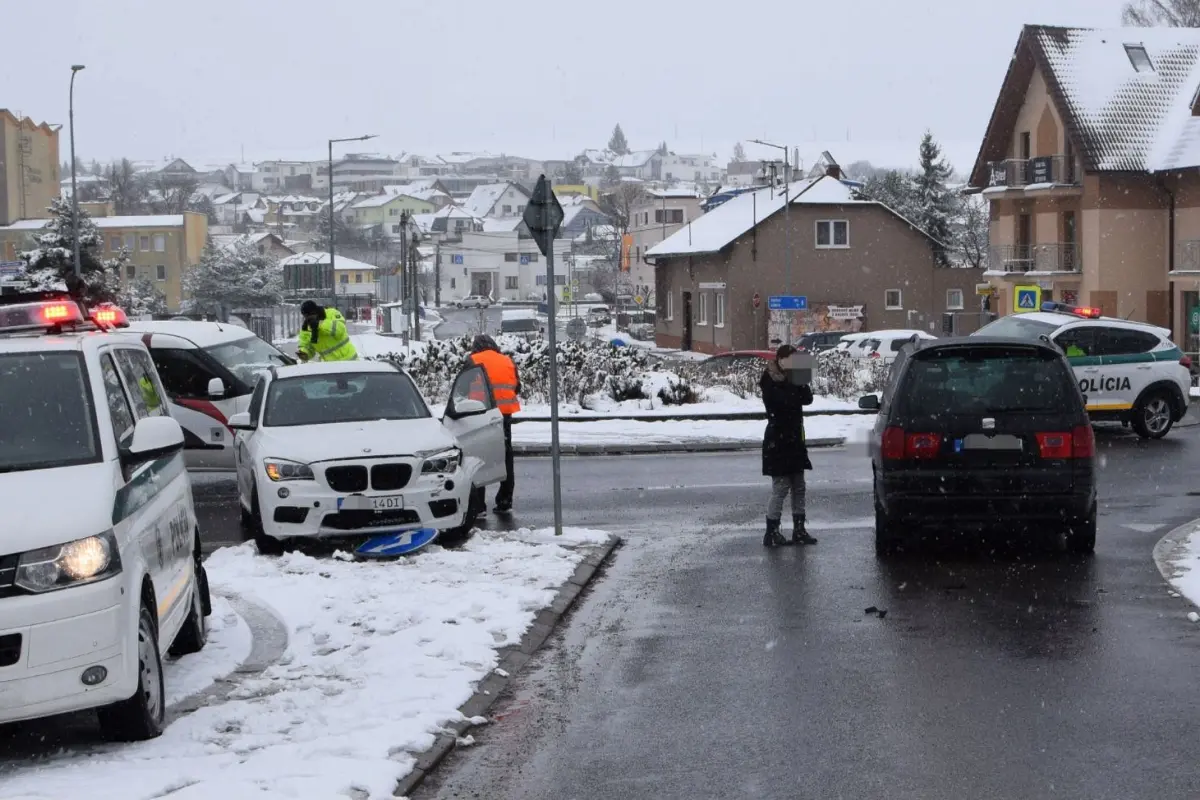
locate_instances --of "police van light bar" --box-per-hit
[90,303,129,328]
[1041,300,1101,318]
[0,297,86,333]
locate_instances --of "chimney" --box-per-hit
[825,164,842,180]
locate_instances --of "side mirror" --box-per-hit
[122,417,185,466]
[208,377,226,398]
[858,394,881,411]
[228,411,256,431]
[449,398,488,419]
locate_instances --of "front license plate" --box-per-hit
[338,495,405,512]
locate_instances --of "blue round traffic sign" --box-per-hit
[355,528,440,559]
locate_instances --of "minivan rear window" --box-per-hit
[899,347,1073,415]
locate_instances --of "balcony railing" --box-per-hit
[987,155,1078,188]
[989,243,1081,273]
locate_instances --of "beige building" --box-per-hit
[0,110,60,225]
[647,176,982,353]
[627,188,702,300]
[970,25,1200,353]
[0,211,208,312]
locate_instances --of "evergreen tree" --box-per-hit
[859,169,920,224]
[184,238,283,320]
[19,196,123,305]
[657,140,669,156]
[118,277,169,317]
[732,141,747,162]
[913,131,957,265]
[310,209,360,251]
[608,124,630,155]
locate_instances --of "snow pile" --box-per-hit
[1168,527,1200,611]
[2,529,610,800]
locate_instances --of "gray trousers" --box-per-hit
[766,474,806,521]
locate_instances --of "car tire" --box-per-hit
[1066,504,1097,555]
[1131,391,1174,439]
[441,486,484,546]
[242,484,285,556]
[169,577,208,657]
[874,499,901,557]
[98,602,165,741]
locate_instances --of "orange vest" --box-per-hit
[470,350,521,415]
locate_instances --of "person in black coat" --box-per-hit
[761,344,817,547]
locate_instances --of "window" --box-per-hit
[99,354,136,440]
[149,348,222,399]
[536,274,546,285]
[505,253,519,262]
[554,274,566,285]
[1052,327,1097,357]
[502,204,512,215]
[505,276,519,290]
[975,315,1059,339]
[389,208,399,216]
[635,245,641,261]
[1020,131,1031,160]
[156,265,166,281]
[1125,43,1154,72]
[517,205,526,214]
[113,348,168,419]
[153,234,166,252]
[450,278,456,289]
[654,209,684,224]
[126,265,136,279]
[139,235,150,251]
[666,291,674,320]
[110,235,122,251]
[715,292,726,327]
[0,353,101,472]
[264,372,429,427]
[526,252,538,262]
[340,274,349,284]
[355,273,363,283]
[124,234,135,251]
[885,289,902,310]
[697,292,709,325]
[946,288,964,310]
[1094,327,1160,356]
[815,220,849,248]
[898,347,1073,416]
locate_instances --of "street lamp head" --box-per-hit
[71,64,85,72]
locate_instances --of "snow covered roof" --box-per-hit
[463,182,529,218]
[280,251,377,272]
[482,217,523,233]
[646,175,939,258]
[433,205,480,219]
[973,25,1200,179]
[92,215,185,229]
[351,193,414,209]
[647,188,701,199]
[613,150,659,168]
[211,232,291,254]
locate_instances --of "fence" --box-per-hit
[235,304,304,343]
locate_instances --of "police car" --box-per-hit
[0,292,210,740]
[973,302,1192,439]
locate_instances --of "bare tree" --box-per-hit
[732,142,747,162]
[598,182,647,237]
[1122,0,1200,25]
[955,193,989,270]
[105,159,149,215]
[153,176,199,215]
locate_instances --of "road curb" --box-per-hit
[393,535,621,799]
[1152,518,1200,611]
[513,437,844,457]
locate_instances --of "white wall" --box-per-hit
[660,154,722,184]
[437,231,570,302]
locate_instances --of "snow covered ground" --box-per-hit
[3,529,610,800]
[165,595,253,707]
[1166,527,1200,612]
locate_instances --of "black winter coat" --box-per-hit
[760,368,814,476]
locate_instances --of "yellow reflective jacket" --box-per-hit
[297,308,357,361]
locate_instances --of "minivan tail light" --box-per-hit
[1035,432,1073,459]
[881,427,906,460]
[1072,424,1095,458]
[905,433,941,459]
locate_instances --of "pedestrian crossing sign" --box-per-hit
[1014,285,1041,314]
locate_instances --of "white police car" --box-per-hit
[974,302,1191,439]
[0,292,210,740]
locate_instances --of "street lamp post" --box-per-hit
[327,134,376,306]
[69,65,85,281]
[750,139,792,294]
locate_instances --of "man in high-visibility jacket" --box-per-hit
[297,300,357,362]
[468,334,520,512]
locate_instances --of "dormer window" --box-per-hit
[1125,44,1154,73]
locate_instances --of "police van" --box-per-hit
[0,292,210,740]
[973,302,1191,439]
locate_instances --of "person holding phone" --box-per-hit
[760,344,817,547]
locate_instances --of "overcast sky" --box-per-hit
[6,0,1132,174]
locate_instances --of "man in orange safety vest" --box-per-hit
[468,334,521,512]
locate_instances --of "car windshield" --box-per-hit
[899,347,1072,415]
[501,319,539,332]
[264,371,430,427]
[0,352,100,473]
[206,336,292,386]
[973,315,1060,339]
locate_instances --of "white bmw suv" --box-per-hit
[228,360,507,554]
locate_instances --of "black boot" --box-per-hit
[792,516,817,545]
[763,518,787,547]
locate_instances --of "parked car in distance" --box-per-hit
[859,330,938,362]
[834,332,874,356]
[860,336,1096,556]
[587,306,612,326]
[500,308,540,340]
[456,295,491,309]
[795,331,846,353]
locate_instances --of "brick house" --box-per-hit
[647,175,982,353]
[970,25,1200,356]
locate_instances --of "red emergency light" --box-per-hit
[90,303,130,328]
[41,302,82,323]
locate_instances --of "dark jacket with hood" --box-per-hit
[760,361,814,476]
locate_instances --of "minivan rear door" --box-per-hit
[891,345,1081,495]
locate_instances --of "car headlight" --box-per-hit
[14,530,122,593]
[264,458,315,482]
[421,447,462,474]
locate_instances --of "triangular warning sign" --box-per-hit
[1018,291,1036,309]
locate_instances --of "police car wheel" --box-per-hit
[1131,392,1174,439]
[98,603,165,741]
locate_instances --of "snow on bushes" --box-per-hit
[364,335,889,406]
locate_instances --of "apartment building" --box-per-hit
[0,110,59,225]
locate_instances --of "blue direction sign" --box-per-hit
[354,528,440,559]
[768,295,808,311]
[0,261,24,276]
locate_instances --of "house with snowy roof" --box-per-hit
[462,181,532,219]
[970,24,1200,348]
[613,150,663,181]
[645,175,981,353]
[349,192,436,235]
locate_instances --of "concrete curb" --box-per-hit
[1152,518,1200,611]
[393,535,620,798]
[512,437,845,457]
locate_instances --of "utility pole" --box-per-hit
[398,210,407,307]
[409,215,421,341]
[434,242,442,308]
[69,65,85,283]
